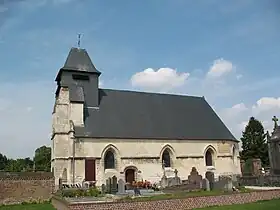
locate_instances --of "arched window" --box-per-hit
[104,150,115,169]
[205,148,214,166]
[232,147,235,163]
[162,149,171,168]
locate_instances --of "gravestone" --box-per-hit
[101,184,106,194]
[118,178,125,194]
[172,169,181,186]
[111,176,118,194]
[160,175,168,188]
[202,178,210,191]
[134,187,141,196]
[217,175,233,192]
[205,171,214,190]
[188,167,202,189]
[106,177,112,193]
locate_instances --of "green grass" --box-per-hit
[0,203,55,210]
[119,188,253,202]
[195,199,280,210]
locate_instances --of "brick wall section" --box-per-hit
[52,190,280,210]
[0,172,54,205]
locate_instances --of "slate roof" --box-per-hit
[56,47,237,141]
[73,89,236,141]
[63,47,101,74]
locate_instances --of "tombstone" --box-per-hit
[188,167,202,189]
[111,176,118,194]
[106,177,112,193]
[218,175,233,192]
[58,178,62,190]
[160,175,168,188]
[134,187,141,196]
[225,178,233,192]
[174,169,178,177]
[118,178,126,194]
[252,158,262,176]
[101,184,106,194]
[202,178,210,191]
[172,169,181,186]
[205,171,214,190]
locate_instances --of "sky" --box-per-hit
[0,0,279,158]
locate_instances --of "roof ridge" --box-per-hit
[100,88,204,99]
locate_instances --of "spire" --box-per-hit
[62,47,101,75]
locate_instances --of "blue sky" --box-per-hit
[0,0,279,158]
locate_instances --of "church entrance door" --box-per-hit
[85,159,96,181]
[125,169,135,184]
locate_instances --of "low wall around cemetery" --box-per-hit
[52,190,280,210]
[239,175,280,186]
[0,172,55,205]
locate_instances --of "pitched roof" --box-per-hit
[62,47,101,74]
[73,88,236,141]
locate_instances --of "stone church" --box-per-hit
[51,47,241,187]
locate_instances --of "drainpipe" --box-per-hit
[72,138,75,184]
[70,120,75,185]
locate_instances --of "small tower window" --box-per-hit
[72,74,89,81]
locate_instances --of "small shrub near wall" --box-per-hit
[58,187,102,198]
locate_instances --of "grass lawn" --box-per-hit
[120,188,253,202]
[196,199,280,210]
[0,203,55,210]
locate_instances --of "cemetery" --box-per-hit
[50,165,280,210]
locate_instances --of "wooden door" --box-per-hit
[85,159,96,181]
[125,169,135,184]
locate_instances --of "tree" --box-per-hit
[0,153,8,170]
[240,117,269,166]
[4,158,34,172]
[33,146,51,172]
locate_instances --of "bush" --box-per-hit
[61,187,101,198]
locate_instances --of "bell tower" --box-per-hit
[51,47,101,186]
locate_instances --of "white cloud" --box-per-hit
[219,97,280,140]
[252,97,280,115]
[207,58,234,78]
[131,67,190,90]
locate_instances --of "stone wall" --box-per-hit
[239,175,280,186]
[52,190,280,210]
[53,139,241,186]
[0,172,54,205]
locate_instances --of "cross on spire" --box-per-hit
[272,116,278,129]
[77,34,82,48]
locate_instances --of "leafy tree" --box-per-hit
[0,153,8,170]
[4,158,34,172]
[240,117,269,166]
[33,146,51,172]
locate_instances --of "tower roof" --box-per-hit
[62,47,101,74]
